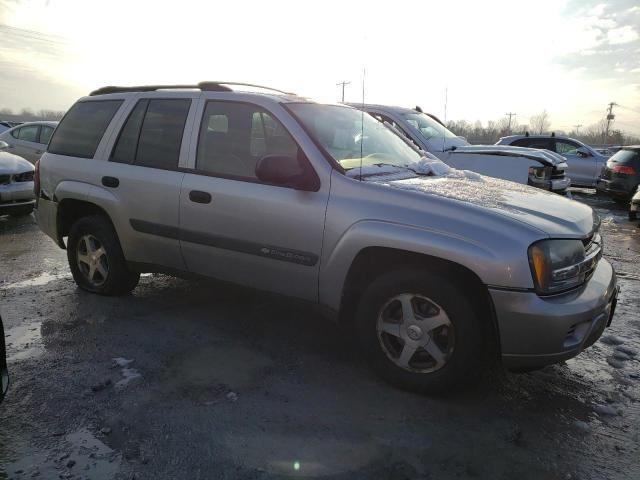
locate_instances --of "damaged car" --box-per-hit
[350,104,571,194]
[36,83,616,393]
[0,142,36,217]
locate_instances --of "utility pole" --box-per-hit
[505,112,516,133]
[604,102,616,145]
[573,124,582,135]
[336,81,350,102]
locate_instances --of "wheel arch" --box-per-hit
[334,246,501,358]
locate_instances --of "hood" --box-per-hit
[449,145,566,167]
[0,152,34,174]
[361,162,594,238]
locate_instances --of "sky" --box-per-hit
[0,0,639,134]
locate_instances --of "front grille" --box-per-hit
[13,171,34,182]
[551,168,566,179]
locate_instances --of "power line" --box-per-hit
[336,81,350,103]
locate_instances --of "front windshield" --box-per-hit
[287,103,422,170]
[402,112,457,142]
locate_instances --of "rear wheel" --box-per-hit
[355,269,488,393]
[630,210,638,221]
[67,215,139,295]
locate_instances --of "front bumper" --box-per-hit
[490,259,618,370]
[0,181,35,214]
[550,176,571,194]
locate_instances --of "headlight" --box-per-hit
[528,166,551,180]
[528,239,600,295]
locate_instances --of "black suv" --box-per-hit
[597,146,640,202]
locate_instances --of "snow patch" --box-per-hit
[112,358,142,389]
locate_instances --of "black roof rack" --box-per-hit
[89,81,295,96]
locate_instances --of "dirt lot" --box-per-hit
[0,190,639,480]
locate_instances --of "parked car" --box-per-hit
[0,145,36,216]
[497,134,607,187]
[630,188,640,221]
[1,315,8,403]
[36,82,617,393]
[0,121,58,164]
[597,146,640,203]
[349,104,570,194]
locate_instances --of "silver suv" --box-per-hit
[35,82,618,392]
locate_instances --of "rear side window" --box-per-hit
[39,126,54,145]
[110,99,191,170]
[48,100,123,158]
[16,125,40,142]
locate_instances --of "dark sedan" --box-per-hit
[597,146,640,202]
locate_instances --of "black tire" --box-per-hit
[67,215,139,295]
[355,269,488,394]
[9,205,34,217]
[630,210,638,222]
[612,196,629,204]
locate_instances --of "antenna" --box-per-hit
[441,86,448,152]
[359,69,366,180]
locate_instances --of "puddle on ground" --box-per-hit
[4,428,120,480]
[4,320,44,361]
[224,433,380,478]
[172,344,273,391]
[3,271,72,290]
[112,357,142,390]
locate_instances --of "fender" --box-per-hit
[318,219,520,312]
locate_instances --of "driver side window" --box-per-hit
[555,141,579,155]
[196,102,299,180]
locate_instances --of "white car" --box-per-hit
[350,104,571,194]
[497,134,607,188]
[0,144,36,217]
[0,121,58,164]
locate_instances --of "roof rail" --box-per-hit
[89,81,295,96]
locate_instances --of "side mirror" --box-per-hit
[255,154,320,191]
[576,146,592,158]
[0,140,9,150]
[0,316,8,403]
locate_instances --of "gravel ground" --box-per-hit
[0,190,639,480]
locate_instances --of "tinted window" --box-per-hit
[197,102,299,180]
[134,99,191,170]
[110,100,148,164]
[513,138,553,150]
[555,140,579,155]
[39,126,54,144]
[608,149,640,166]
[48,100,123,158]
[17,125,39,142]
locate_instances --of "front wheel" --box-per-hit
[67,215,139,295]
[355,269,489,393]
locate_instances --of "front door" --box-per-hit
[554,139,597,186]
[179,100,329,301]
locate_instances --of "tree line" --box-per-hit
[0,107,66,121]
[446,110,640,147]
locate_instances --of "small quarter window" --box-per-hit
[39,126,54,145]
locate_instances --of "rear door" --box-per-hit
[97,95,196,270]
[7,125,42,163]
[179,99,329,301]
[554,139,597,186]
